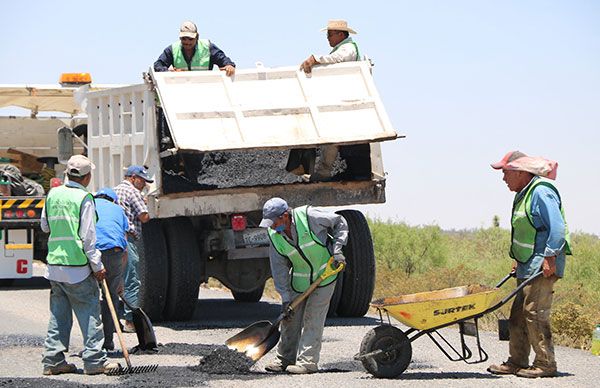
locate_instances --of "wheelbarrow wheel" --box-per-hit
[360,325,412,378]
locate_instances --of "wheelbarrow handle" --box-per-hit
[484,271,543,315]
[494,270,516,288]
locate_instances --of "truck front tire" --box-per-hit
[335,210,376,317]
[163,217,202,321]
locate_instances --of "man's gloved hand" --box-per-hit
[333,253,346,267]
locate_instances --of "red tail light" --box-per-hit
[4,210,13,219]
[231,214,247,231]
[15,209,24,218]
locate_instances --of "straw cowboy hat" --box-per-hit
[320,19,357,34]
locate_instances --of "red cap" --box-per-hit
[491,150,528,170]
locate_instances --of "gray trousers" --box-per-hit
[100,249,124,345]
[276,281,335,368]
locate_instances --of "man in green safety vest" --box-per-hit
[290,19,363,182]
[260,197,348,374]
[488,150,571,379]
[41,155,119,375]
[154,21,236,76]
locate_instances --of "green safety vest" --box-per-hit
[268,206,337,293]
[171,39,210,71]
[45,185,94,266]
[331,37,360,61]
[510,177,572,263]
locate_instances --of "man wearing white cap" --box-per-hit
[487,151,571,379]
[154,21,236,76]
[41,155,119,375]
[300,19,360,74]
[259,197,348,374]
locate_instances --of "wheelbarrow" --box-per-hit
[354,271,542,378]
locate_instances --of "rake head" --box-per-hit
[105,364,158,376]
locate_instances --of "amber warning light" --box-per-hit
[59,73,92,85]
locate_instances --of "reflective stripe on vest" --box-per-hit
[171,39,210,71]
[268,206,337,293]
[510,177,572,263]
[330,37,360,61]
[45,185,93,266]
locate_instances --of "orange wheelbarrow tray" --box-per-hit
[354,271,542,379]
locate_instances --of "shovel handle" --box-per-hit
[102,279,132,369]
[289,257,344,312]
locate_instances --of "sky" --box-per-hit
[1,0,599,234]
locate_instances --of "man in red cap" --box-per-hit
[487,150,571,378]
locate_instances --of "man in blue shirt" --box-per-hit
[153,21,235,76]
[94,188,129,350]
[487,151,571,379]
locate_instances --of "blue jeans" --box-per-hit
[123,236,142,320]
[42,275,106,370]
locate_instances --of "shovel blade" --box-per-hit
[225,320,281,361]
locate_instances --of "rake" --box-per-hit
[101,279,158,375]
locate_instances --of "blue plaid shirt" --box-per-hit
[114,180,147,239]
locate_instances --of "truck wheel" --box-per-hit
[231,282,265,302]
[163,217,202,321]
[327,276,343,317]
[139,219,168,321]
[335,210,375,317]
[359,325,412,378]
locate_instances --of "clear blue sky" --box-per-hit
[2,0,599,234]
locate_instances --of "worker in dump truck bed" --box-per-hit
[259,197,348,374]
[288,19,361,182]
[153,21,236,76]
[487,151,571,379]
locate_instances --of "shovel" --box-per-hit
[120,295,158,353]
[225,257,345,362]
[101,279,158,375]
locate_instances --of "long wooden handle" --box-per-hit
[102,279,132,368]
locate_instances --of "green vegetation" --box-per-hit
[370,219,600,350]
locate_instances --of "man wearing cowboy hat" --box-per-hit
[290,20,362,182]
[154,21,236,76]
[487,151,571,379]
[300,19,360,74]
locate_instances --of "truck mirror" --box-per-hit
[57,126,74,164]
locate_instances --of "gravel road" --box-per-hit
[1,269,598,387]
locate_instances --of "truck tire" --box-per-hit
[139,219,168,321]
[163,217,202,321]
[231,282,265,302]
[335,210,375,317]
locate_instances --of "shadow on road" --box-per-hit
[160,298,379,331]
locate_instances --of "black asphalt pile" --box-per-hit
[0,334,45,348]
[193,150,302,188]
[157,343,254,374]
[191,345,255,374]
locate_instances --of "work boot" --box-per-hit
[102,340,115,351]
[265,362,290,373]
[43,362,77,376]
[286,364,318,374]
[487,361,524,375]
[516,366,558,378]
[84,361,121,375]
